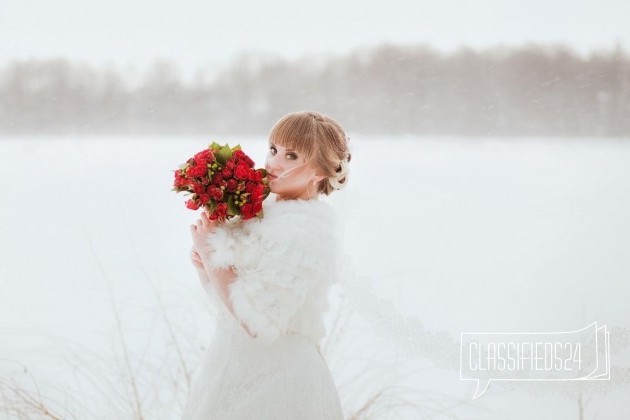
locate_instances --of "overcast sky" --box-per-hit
[2,0,629,80]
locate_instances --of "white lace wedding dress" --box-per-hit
[182,197,345,420]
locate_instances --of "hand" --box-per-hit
[190,210,218,260]
[190,247,205,271]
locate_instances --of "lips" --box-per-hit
[267,172,278,179]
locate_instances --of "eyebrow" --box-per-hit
[269,142,296,152]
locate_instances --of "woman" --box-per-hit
[182,111,351,419]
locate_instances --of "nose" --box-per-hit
[265,151,279,172]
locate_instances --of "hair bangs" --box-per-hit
[268,113,317,161]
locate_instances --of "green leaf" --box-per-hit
[217,144,232,165]
[227,195,239,216]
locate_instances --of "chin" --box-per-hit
[269,186,284,195]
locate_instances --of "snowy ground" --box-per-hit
[1,135,629,419]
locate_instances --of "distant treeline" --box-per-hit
[1,43,629,137]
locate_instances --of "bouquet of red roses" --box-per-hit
[172,142,270,222]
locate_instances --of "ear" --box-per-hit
[309,162,326,183]
[313,171,326,183]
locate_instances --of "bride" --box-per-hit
[182,111,352,419]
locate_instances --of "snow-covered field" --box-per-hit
[1,135,629,419]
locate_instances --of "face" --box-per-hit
[265,141,324,201]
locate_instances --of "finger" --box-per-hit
[204,213,215,228]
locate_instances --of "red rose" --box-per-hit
[199,194,210,205]
[194,149,213,166]
[186,199,200,210]
[234,163,250,180]
[234,150,254,167]
[251,184,264,201]
[192,182,205,195]
[207,186,223,200]
[226,179,237,192]
[173,170,188,188]
[221,167,232,178]
[241,203,253,219]
[190,163,207,178]
[216,202,227,218]
[248,169,262,182]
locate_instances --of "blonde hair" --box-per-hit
[268,111,352,195]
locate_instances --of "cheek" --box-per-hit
[296,171,310,181]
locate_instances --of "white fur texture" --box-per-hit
[204,197,340,346]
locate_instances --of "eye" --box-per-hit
[270,145,298,160]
